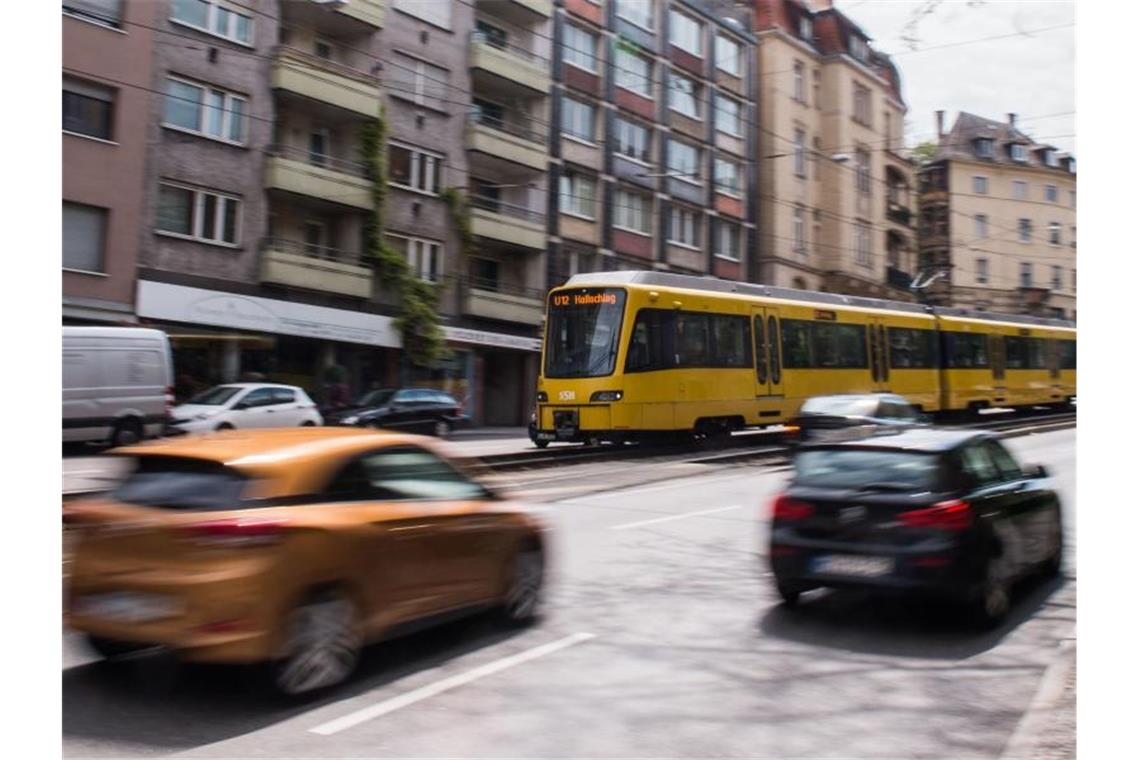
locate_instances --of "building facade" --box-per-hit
[751,0,916,300]
[547,0,758,285]
[917,111,1076,320]
[63,0,157,323]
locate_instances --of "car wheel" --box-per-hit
[501,550,543,625]
[974,554,1011,627]
[533,439,550,449]
[84,634,150,660]
[109,418,142,447]
[1043,505,1063,577]
[300,420,316,427]
[433,420,451,439]
[776,582,802,608]
[269,591,361,698]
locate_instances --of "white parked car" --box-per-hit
[169,383,322,433]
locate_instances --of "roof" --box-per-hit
[934,112,1076,172]
[562,271,1076,328]
[803,428,994,453]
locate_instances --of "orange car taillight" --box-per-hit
[898,499,973,531]
[179,517,288,547]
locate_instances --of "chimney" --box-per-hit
[1008,112,1017,128]
[936,110,944,139]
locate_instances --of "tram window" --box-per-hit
[942,332,989,368]
[1027,338,1048,369]
[625,309,750,371]
[754,316,767,383]
[676,313,710,366]
[624,309,674,372]
[1058,340,1076,369]
[781,319,814,368]
[709,315,751,368]
[814,323,867,369]
[888,327,938,369]
[767,316,781,383]
[1005,337,1028,369]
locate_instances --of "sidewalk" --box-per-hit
[1000,634,1076,760]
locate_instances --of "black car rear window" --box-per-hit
[112,456,249,511]
[793,448,941,491]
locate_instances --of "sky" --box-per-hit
[833,0,1076,155]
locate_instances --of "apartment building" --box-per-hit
[63,0,157,323]
[917,111,1076,320]
[548,0,758,285]
[751,0,915,300]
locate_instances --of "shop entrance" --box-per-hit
[482,351,525,426]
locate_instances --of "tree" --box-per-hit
[911,141,939,163]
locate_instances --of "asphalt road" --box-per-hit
[62,428,1076,758]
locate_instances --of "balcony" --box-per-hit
[469,196,547,250]
[461,278,546,325]
[477,0,552,22]
[271,46,381,119]
[469,32,551,96]
[335,0,385,29]
[466,111,548,171]
[260,239,373,298]
[885,266,913,291]
[264,145,373,211]
[886,202,912,227]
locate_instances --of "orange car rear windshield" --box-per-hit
[112,456,249,511]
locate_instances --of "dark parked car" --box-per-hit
[325,388,468,438]
[768,429,1062,626]
[789,393,927,445]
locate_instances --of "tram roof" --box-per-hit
[562,271,1076,330]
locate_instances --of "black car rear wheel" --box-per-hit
[974,555,1011,627]
[85,635,152,659]
[1043,505,1063,577]
[776,582,803,607]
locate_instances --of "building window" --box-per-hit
[850,35,869,63]
[716,221,741,261]
[1044,149,1059,167]
[715,35,741,76]
[156,183,241,246]
[616,0,654,30]
[63,78,114,140]
[793,60,805,102]
[714,157,742,196]
[614,188,652,234]
[855,221,872,267]
[812,136,822,180]
[408,237,442,282]
[471,257,500,290]
[976,138,994,159]
[1013,180,1028,200]
[1072,269,1077,290]
[800,14,813,42]
[171,0,252,45]
[388,53,449,110]
[1069,190,1076,208]
[1051,265,1062,290]
[562,24,597,73]
[1071,226,1076,248]
[669,9,703,57]
[1016,218,1035,243]
[812,69,821,109]
[1045,184,1058,202]
[1011,143,1028,162]
[388,144,442,195]
[64,0,123,28]
[667,139,701,184]
[63,202,107,273]
[560,171,596,219]
[853,83,871,126]
[669,72,701,119]
[974,214,988,239]
[669,207,702,248]
[561,97,596,142]
[615,48,652,96]
[715,94,742,136]
[391,0,452,30]
[1049,222,1062,245]
[975,257,989,284]
[314,39,333,60]
[1020,262,1032,287]
[162,77,247,144]
[793,207,805,253]
[855,148,871,195]
[615,117,651,163]
[794,129,807,178]
[973,175,989,195]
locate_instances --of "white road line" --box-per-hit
[610,504,744,531]
[559,471,767,504]
[309,632,596,736]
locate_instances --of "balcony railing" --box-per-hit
[470,30,545,66]
[885,266,913,290]
[263,238,371,267]
[266,144,370,178]
[886,202,912,226]
[468,194,545,225]
[467,109,545,144]
[275,45,381,86]
[462,276,546,300]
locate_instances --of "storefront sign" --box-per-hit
[443,326,541,352]
[136,281,402,348]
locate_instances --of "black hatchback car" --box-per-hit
[789,393,927,445]
[325,388,468,437]
[768,429,1062,625]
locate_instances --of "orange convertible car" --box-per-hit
[64,428,547,696]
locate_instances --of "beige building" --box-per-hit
[752,0,915,299]
[918,111,1076,320]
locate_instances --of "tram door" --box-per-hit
[989,333,1007,403]
[867,318,891,392]
[751,308,784,399]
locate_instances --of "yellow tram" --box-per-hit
[534,272,1075,443]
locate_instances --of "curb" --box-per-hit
[1000,627,1077,760]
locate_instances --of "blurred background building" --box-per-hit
[917,111,1077,319]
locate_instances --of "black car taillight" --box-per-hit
[898,499,973,531]
[771,494,814,522]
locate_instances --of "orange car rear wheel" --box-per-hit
[268,589,362,698]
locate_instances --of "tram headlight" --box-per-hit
[590,390,624,402]
[536,391,548,402]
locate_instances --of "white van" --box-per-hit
[63,327,174,446]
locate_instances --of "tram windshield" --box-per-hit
[544,288,627,378]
